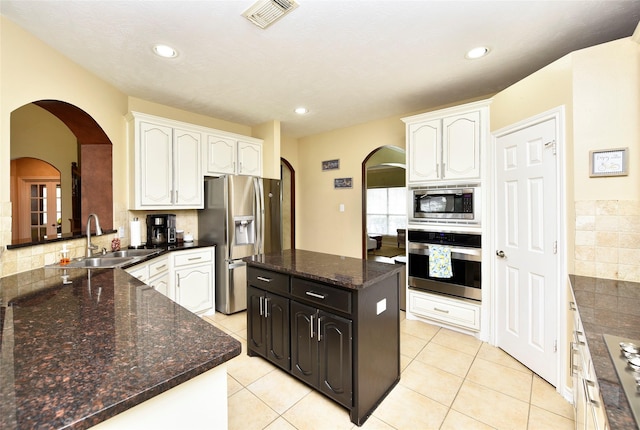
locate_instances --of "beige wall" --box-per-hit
[295,116,405,257]
[491,37,640,281]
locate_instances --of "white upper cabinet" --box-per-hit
[173,128,203,207]
[204,133,262,177]
[403,100,489,184]
[130,111,263,209]
[204,134,236,174]
[442,111,481,180]
[237,140,262,176]
[130,113,203,209]
[407,119,441,181]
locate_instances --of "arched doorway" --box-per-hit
[281,158,296,250]
[361,146,406,259]
[10,100,113,245]
[10,158,61,241]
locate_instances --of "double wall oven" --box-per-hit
[407,229,482,302]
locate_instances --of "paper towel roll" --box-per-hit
[130,219,141,247]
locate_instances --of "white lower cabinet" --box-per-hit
[148,257,171,299]
[174,248,215,315]
[570,296,609,430]
[125,247,215,315]
[408,289,480,331]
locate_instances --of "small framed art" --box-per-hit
[334,178,352,189]
[589,147,628,177]
[322,159,340,171]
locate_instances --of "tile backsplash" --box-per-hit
[0,200,199,278]
[574,200,640,282]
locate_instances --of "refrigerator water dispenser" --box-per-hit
[234,216,255,245]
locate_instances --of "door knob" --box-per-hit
[496,250,506,258]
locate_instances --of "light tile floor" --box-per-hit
[203,311,574,430]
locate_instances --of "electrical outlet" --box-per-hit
[339,204,345,212]
[118,226,125,238]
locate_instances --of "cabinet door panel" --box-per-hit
[408,120,440,182]
[174,128,202,207]
[266,293,290,370]
[140,122,173,205]
[291,301,317,386]
[318,312,352,407]
[149,272,171,299]
[205,135,236,174]
[175,265,213,314]
[442,111,480,180]
[247,286,266,354]
[237,140,262,176]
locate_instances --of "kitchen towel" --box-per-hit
[429,245,453,278]
[130,218,141,247]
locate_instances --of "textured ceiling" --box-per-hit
[1,1,639,138]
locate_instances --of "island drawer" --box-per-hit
[248,267,289,295]
[291,277,352,314]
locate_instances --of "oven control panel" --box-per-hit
[408,230,481,248]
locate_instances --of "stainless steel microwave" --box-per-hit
[410,186,480,224]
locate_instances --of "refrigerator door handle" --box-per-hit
[254,177,264,255]
[226,175,234,262]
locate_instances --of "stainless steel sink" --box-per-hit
[105,249,161,258]
[47,248,161,269]
[67,256,134,268]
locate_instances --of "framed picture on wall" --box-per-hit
[322,159,340,171]
[589,147,628,177]
[334,177,352,189]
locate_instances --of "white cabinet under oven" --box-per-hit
[408,290,480,331]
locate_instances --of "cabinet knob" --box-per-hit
[496,250,506,258]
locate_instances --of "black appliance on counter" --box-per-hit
[146,214,176,246]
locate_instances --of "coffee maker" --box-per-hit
[146,214,176,246]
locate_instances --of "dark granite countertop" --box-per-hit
[0,265,240,430]
[243,249,404,290]
[570,274,640,430]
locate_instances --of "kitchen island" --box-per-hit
[243,249,403,426]
[0,266,240,429]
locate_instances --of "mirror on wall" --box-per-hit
[9,100,114,248]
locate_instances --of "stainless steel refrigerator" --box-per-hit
[198,175,282,314]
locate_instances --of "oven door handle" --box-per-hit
[408,243,482,262]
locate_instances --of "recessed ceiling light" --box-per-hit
[466,46,490,59]
[294,107,308,115]
[153,44,178,58]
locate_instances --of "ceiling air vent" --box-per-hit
[242,0,299,29]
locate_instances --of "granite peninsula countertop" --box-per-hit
[570,274,640,430]
[0,265,241,430]
[243,249,404,290]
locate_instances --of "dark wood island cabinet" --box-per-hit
[244,249,402,426]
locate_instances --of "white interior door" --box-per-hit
[495,117,558,385]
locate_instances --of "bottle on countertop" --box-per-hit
[60,244,70,265]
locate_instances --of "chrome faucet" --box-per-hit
[86,213,103,257]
